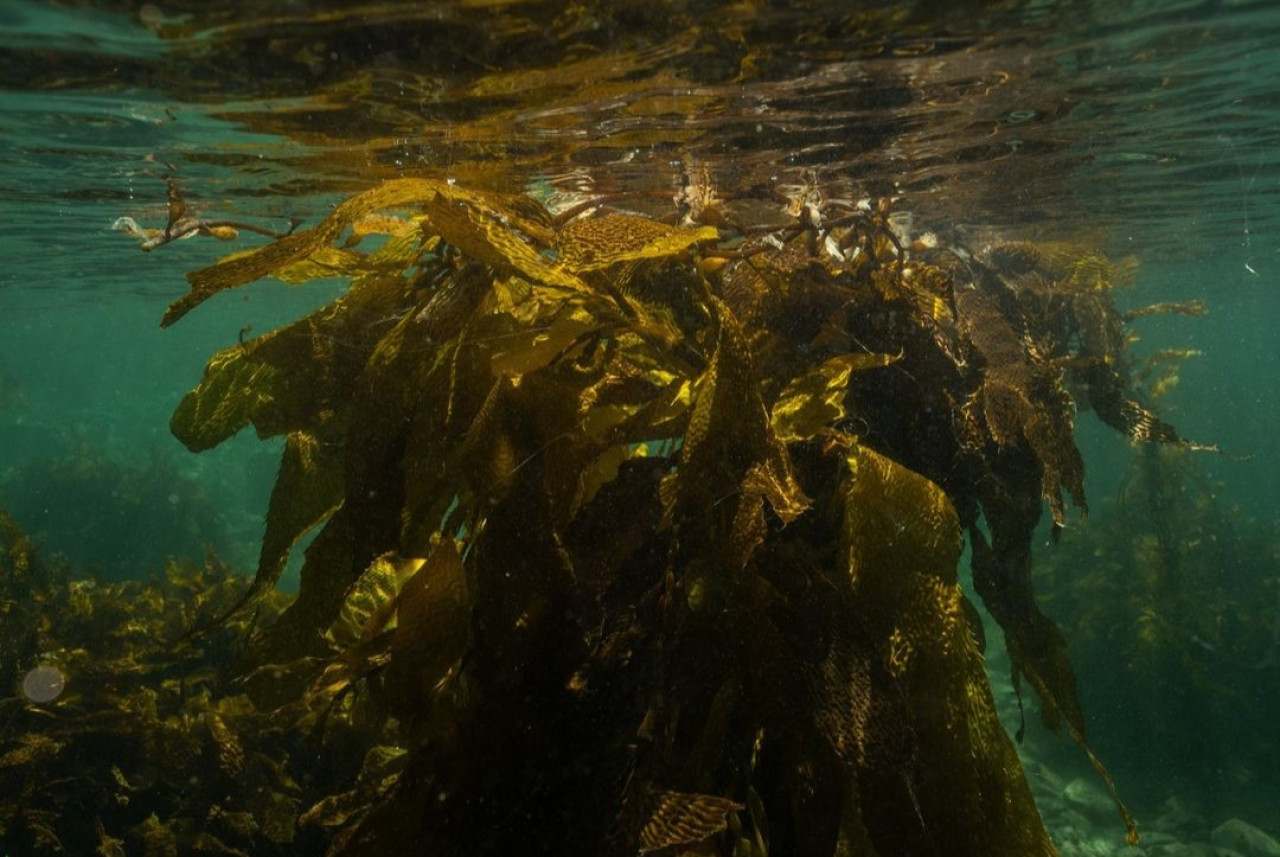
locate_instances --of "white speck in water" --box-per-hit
[168,493,180,505]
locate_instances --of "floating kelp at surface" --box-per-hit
[151,175,1212,854]
[112,176,298,253]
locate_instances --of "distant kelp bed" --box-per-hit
[1036,441,1280,812]
[2,176,1212,856]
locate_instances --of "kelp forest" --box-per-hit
[3,174,1234,856]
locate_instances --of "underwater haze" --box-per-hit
[1,2,1279,856]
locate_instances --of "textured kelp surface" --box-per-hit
[6,178,1204,855]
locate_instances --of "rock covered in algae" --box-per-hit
[1211,819,1280,857]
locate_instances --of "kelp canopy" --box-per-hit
[159,176,1203,856]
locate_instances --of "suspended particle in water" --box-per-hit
[139,4,165,27]
[21,664,65,703]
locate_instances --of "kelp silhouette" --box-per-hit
[163,177,1204,855]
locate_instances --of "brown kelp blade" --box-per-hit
[163,178,561,326]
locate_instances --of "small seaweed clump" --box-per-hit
[139,179,1202,854]
[1,510,395,856]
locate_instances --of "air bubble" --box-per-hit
[22,665,66,704]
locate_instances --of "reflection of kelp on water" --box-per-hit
[4,177,1207,854]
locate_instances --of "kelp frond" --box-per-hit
[142,177,1216,855]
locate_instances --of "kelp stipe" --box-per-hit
[161,178,1212,854]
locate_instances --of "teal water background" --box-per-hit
[2,1,1280,852]
[3,0,1277,579]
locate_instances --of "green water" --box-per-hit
[2,2,1279,855]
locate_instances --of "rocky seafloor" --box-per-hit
[987,652,1279,857]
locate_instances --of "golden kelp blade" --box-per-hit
[839,445,1058,855]
[667,297,808,583]
[368,227,433,267]
[420,192,587,291]
[273,246,366,284]
[988,241,1137,292]
[676,298,806,520]
[170,346,275,452]
[299,746,406,830]
[842,445,961,586]
[165,178,499,326]
[1123,299,1207,321]
[638,791,744,854]
[559,213,719,273]
[327,553,426,649]
[206,710,246,777]
[954,277,1086,524]
[256,431,345,593]
[384,538,471,723]
[485,303,598,379]
[770,351,898,443]
[346,213,420,245]
[1078,362,1217,451]
[299,553,430,717]
[174,265,419,458]
[194,430,343,638]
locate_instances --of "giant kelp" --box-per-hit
[156,177,1205,854]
